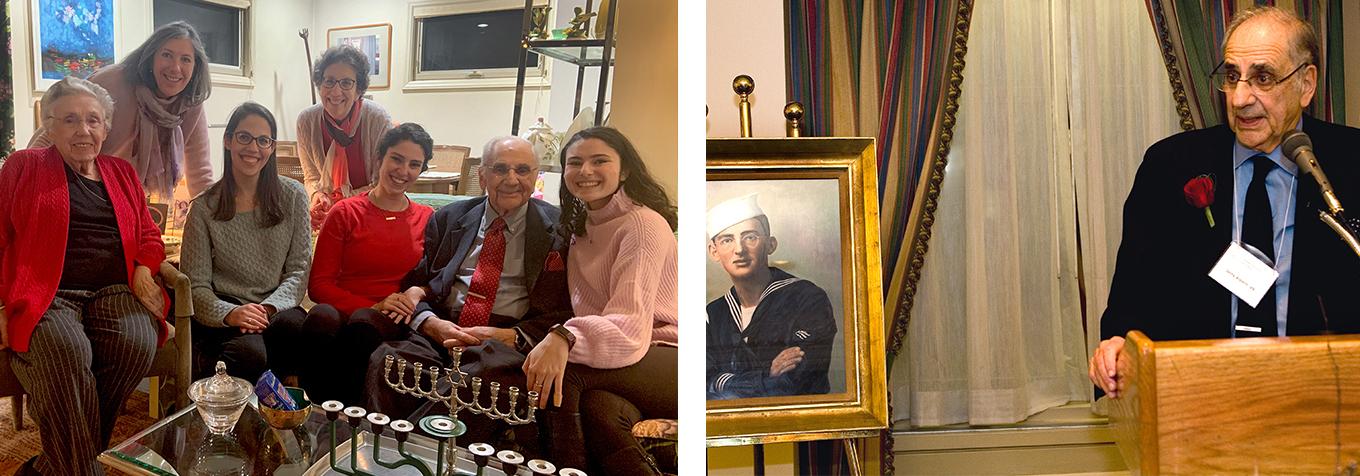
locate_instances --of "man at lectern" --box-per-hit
[1090,6,1360,398]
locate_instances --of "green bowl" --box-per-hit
[258,387,312,430]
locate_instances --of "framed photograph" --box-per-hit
[327,23,392,90]
[705,138,889,445]
[29,0,118,91]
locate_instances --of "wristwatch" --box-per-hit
[549,324,576,351]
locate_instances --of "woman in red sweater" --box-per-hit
[0,77,169,476]
[302,123,435,403]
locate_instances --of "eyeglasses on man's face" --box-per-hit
[484,163,538,178]
[1210,61,1309,93]
[232,131,276,149]
[320,78,356,90]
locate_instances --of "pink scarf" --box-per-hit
[323,98,364,202]
[133,85,186,198]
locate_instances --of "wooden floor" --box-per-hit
[0,390,158,476]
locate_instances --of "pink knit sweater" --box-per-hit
[564,191,678,369]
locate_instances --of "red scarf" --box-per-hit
[323,98,365,201]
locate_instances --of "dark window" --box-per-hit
[420,9,536,72]
[153,0,242,67]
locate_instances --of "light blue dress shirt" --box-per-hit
[1228,124,1301,337]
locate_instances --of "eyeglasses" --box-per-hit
[484,163,538,178]
[232,131,276,149]
[1210,61,1310,93]
[320,78,356,90]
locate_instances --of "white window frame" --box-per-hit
[147,0,253,88]
[405,0,550,92]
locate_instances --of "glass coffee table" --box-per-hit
[99,401,520,475]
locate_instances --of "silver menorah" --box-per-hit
[384,348,539,430]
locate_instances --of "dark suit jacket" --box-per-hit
[1102,116,1360,342]
[401,197,573,347]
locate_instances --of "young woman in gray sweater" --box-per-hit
[180,102,312,382]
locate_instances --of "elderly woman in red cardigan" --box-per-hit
[0,76,169,476]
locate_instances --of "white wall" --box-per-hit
[9,0,630,180]
[705,0,786,138]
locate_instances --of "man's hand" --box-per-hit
[769,346,804,378]
[1088,336,1126,398]
[523,332,570,408]
[373,293,415,323]
[224,304,270,333]
[131,265,165,319]
[419,317,480,348]
[463,326,516,347]
[0,307,8,351]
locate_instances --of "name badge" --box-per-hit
[1208,241,1279,308]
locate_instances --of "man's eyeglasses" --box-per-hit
[484,163,538,178]
[320,78,356,90]
[1210,61,1310,93]
[232,132,276,149]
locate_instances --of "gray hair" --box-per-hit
[481,136,529,166]
[41,76,116,132]
[118,21,212,106]
[312,45,371,94]
[1223,6,1318,67]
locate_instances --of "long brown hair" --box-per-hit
[206,102,285,228]
[558,127,677,237]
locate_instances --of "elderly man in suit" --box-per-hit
[358,136,572,448]
[1090,6,1360,398]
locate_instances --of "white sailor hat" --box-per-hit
[707,193,766,240]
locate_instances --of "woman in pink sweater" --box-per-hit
[301,123,434,403]
[523,127,677,475]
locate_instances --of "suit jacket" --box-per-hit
[402,196,573,346]
[1102,116,1360,342]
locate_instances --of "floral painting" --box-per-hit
[32,0,113,88]
[3,0,14,159]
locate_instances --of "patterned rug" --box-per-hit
[0,392,159,475]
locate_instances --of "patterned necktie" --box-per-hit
[1239,156,1278,336]
[460,217,506,327]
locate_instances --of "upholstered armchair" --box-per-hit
[0,261,195,430]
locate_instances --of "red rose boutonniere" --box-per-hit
[1183,175,1216,228]
[545,250,565,272]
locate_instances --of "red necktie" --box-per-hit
[460,217,506,327]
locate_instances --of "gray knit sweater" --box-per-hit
[181,177,312,327]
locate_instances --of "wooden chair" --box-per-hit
[457,157,483,196]
[429,145,471,176]
[274,141,306,183]
[0,261,195,430]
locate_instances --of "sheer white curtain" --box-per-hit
[890,0,1180,427]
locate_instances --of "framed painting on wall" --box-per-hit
[705,137,889,446]
[327,23,392,90]
[29,0,117,91]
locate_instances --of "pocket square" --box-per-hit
[545,250,565,272]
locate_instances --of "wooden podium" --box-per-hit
[1107,331,1360,474]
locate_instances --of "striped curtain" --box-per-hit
[1,0,12,160]
[786,0,973,351]
[786,1,974,473]
[1145,0,1346,130]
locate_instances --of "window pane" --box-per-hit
[420,9,537,72]
[153,0,240,67]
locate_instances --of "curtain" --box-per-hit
[1146,0,1346,130]
[888,0,1181,429]
[1,0,12,161]
[785,0,972,331]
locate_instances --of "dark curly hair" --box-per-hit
[377,123,434,172]
[311,45,370,94]
[558,127,677,237]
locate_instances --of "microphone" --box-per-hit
[1282,130,1344,215]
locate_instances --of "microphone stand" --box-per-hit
[1317,210,1360,259]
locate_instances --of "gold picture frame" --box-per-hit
[705,137,889,446]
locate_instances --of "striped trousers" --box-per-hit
[10,285,157,476]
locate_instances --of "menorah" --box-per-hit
[311,349,566,476]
